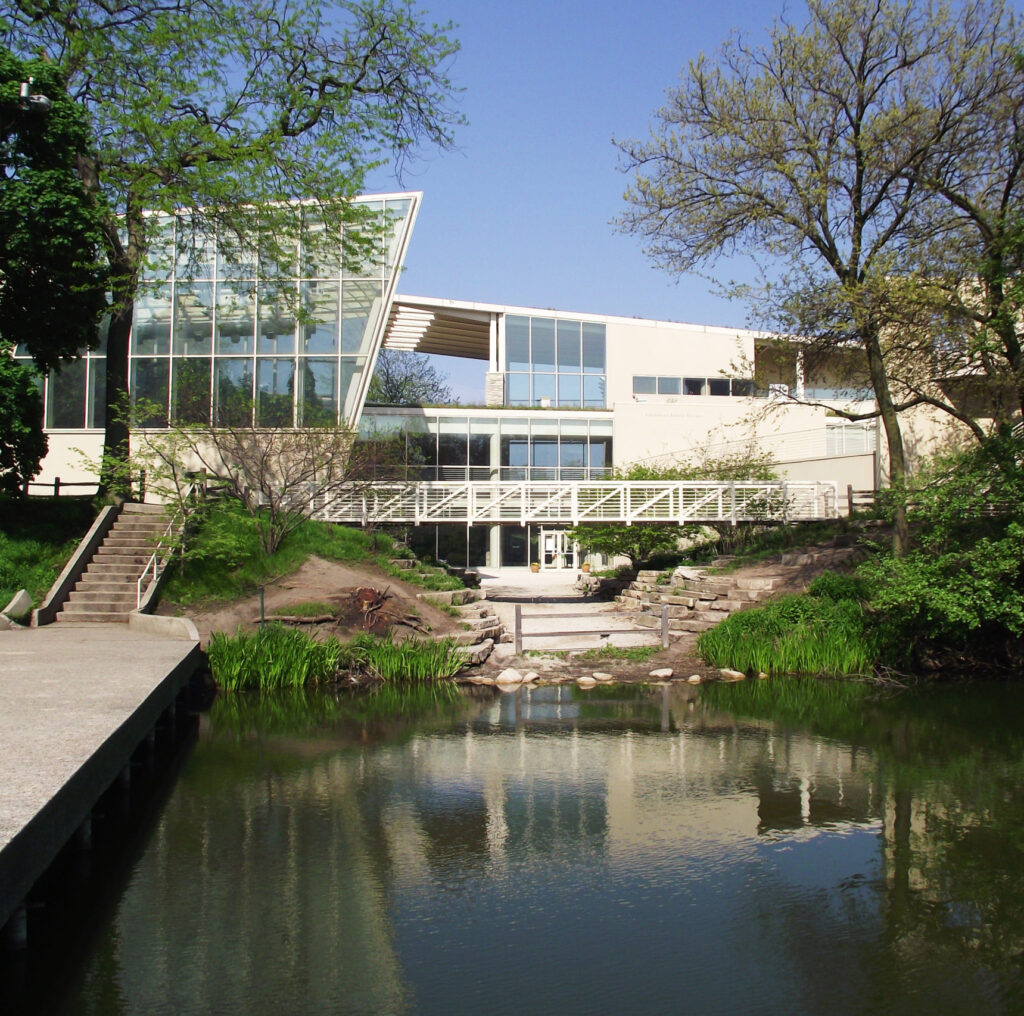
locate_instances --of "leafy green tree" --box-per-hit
[367,348,454,405]
[2,0,461,487]
[616,0,1020,555]
[0,346,46,492]
[0,49,110,371]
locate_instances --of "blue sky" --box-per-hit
[368,0,791,400]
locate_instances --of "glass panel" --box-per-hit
[214,283,256,355]
[560,439,586,470]
[633,376,656,395]
[532,373,555,405]
[501,526,528,567]
[256,358,294,427]
[172,283,214,356]
[47,358,87,428]
[583,375,606,408]
[438,416,468,477]
[301,282,339,355]
[532,322,555,371]
[556,320,581,371]
[582,324,605,373]
[506,317,530,371]
[130,358,169,427]
[501,436,529,480]
[658,376,681,395]
[257,294,296,355]
[384,199,413,271]
[557,374,581,407]
[87,357,106,429]
[341,281,382,355]
[468,525,488,568]
[708,378,731,396]
[731,379,755,397]
[301,219,341,279]
[132,285,172,355]
[297,357,338,426]
[506,373,530,406]
[144,216,175,284]
[217,229,257,280]
[684,377,705,396]
[172,358,212,425]
[214,358,252,426]
[175,226,215,280]
[589,437,613,474]
[343,201,383,280]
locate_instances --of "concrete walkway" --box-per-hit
[474,568,658,657]
[0,622,201,934]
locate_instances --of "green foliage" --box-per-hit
[207,625,350,691]
[0,496,95,608]
[0,50,110,370]
[807,570,870,603]
[698,593,877,677]
[567,522,682,570]
[0,352,46,493]
[859,435,1024,668]
[207,625,467,690]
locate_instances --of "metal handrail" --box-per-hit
[135,484,198,609]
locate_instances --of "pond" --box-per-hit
[26,679,1024,1014]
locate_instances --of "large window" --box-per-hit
[28,195,417,431]
[505,315,606,408]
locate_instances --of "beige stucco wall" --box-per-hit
[603,319,754,407]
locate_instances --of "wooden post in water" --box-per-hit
[514,604,522,656]
[847,484,854,517]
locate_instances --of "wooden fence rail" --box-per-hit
[513,603,669,654]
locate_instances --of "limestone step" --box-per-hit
[56,606,130,622]
[83,562,144,577]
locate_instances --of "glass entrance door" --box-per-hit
[540,528,577,570]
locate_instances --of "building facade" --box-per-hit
[23,191,888,570]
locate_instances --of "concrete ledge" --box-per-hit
[33,505,118,626]
[128,611,200,642]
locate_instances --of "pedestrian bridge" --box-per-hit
[310,480,839,527]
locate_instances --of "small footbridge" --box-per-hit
[311,479,839,527]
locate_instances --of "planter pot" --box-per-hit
[581,562,591,573]
[530,562,540,573]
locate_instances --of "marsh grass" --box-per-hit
[207,624,349,691]
[277,600,336,617]
[697,579,877,677]
[207,625,469,690]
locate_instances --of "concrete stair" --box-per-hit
[57,504,173,623]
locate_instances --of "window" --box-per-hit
[658,376,681,395]
[633,376,656,395]
[504,316,606,408]
[708,378,731,396]
[684,377,705,396]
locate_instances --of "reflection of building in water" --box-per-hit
[100,688,887,1012]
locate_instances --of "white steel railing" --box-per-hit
[136,485,197,609]
[311,480,839,527]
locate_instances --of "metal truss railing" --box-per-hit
[310,480,839,526]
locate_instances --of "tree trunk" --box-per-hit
[99,276,134,497]
[864,330,910,556]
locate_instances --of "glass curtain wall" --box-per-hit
[504,315,606,409]
[358,413,614,481]
[20,196,415,431]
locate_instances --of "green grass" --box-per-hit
[273,600,336,617]
[576,644,661,663]
[697,584,878,677]
[206,624,469,690]
[164,501,465,606]
[0,497,97,611]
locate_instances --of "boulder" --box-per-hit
[686,674,703,685]
[757,671,770,680]
[462,639,494,666]
[649,668,673,679]
[592,671,614,682]
[577,675,597,687]
[523,671,539,684]
[495,667,524,685]
[719,669,747,682]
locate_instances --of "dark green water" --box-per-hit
[44,680,1024,1014]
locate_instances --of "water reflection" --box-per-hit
[56,681,1024,1015]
